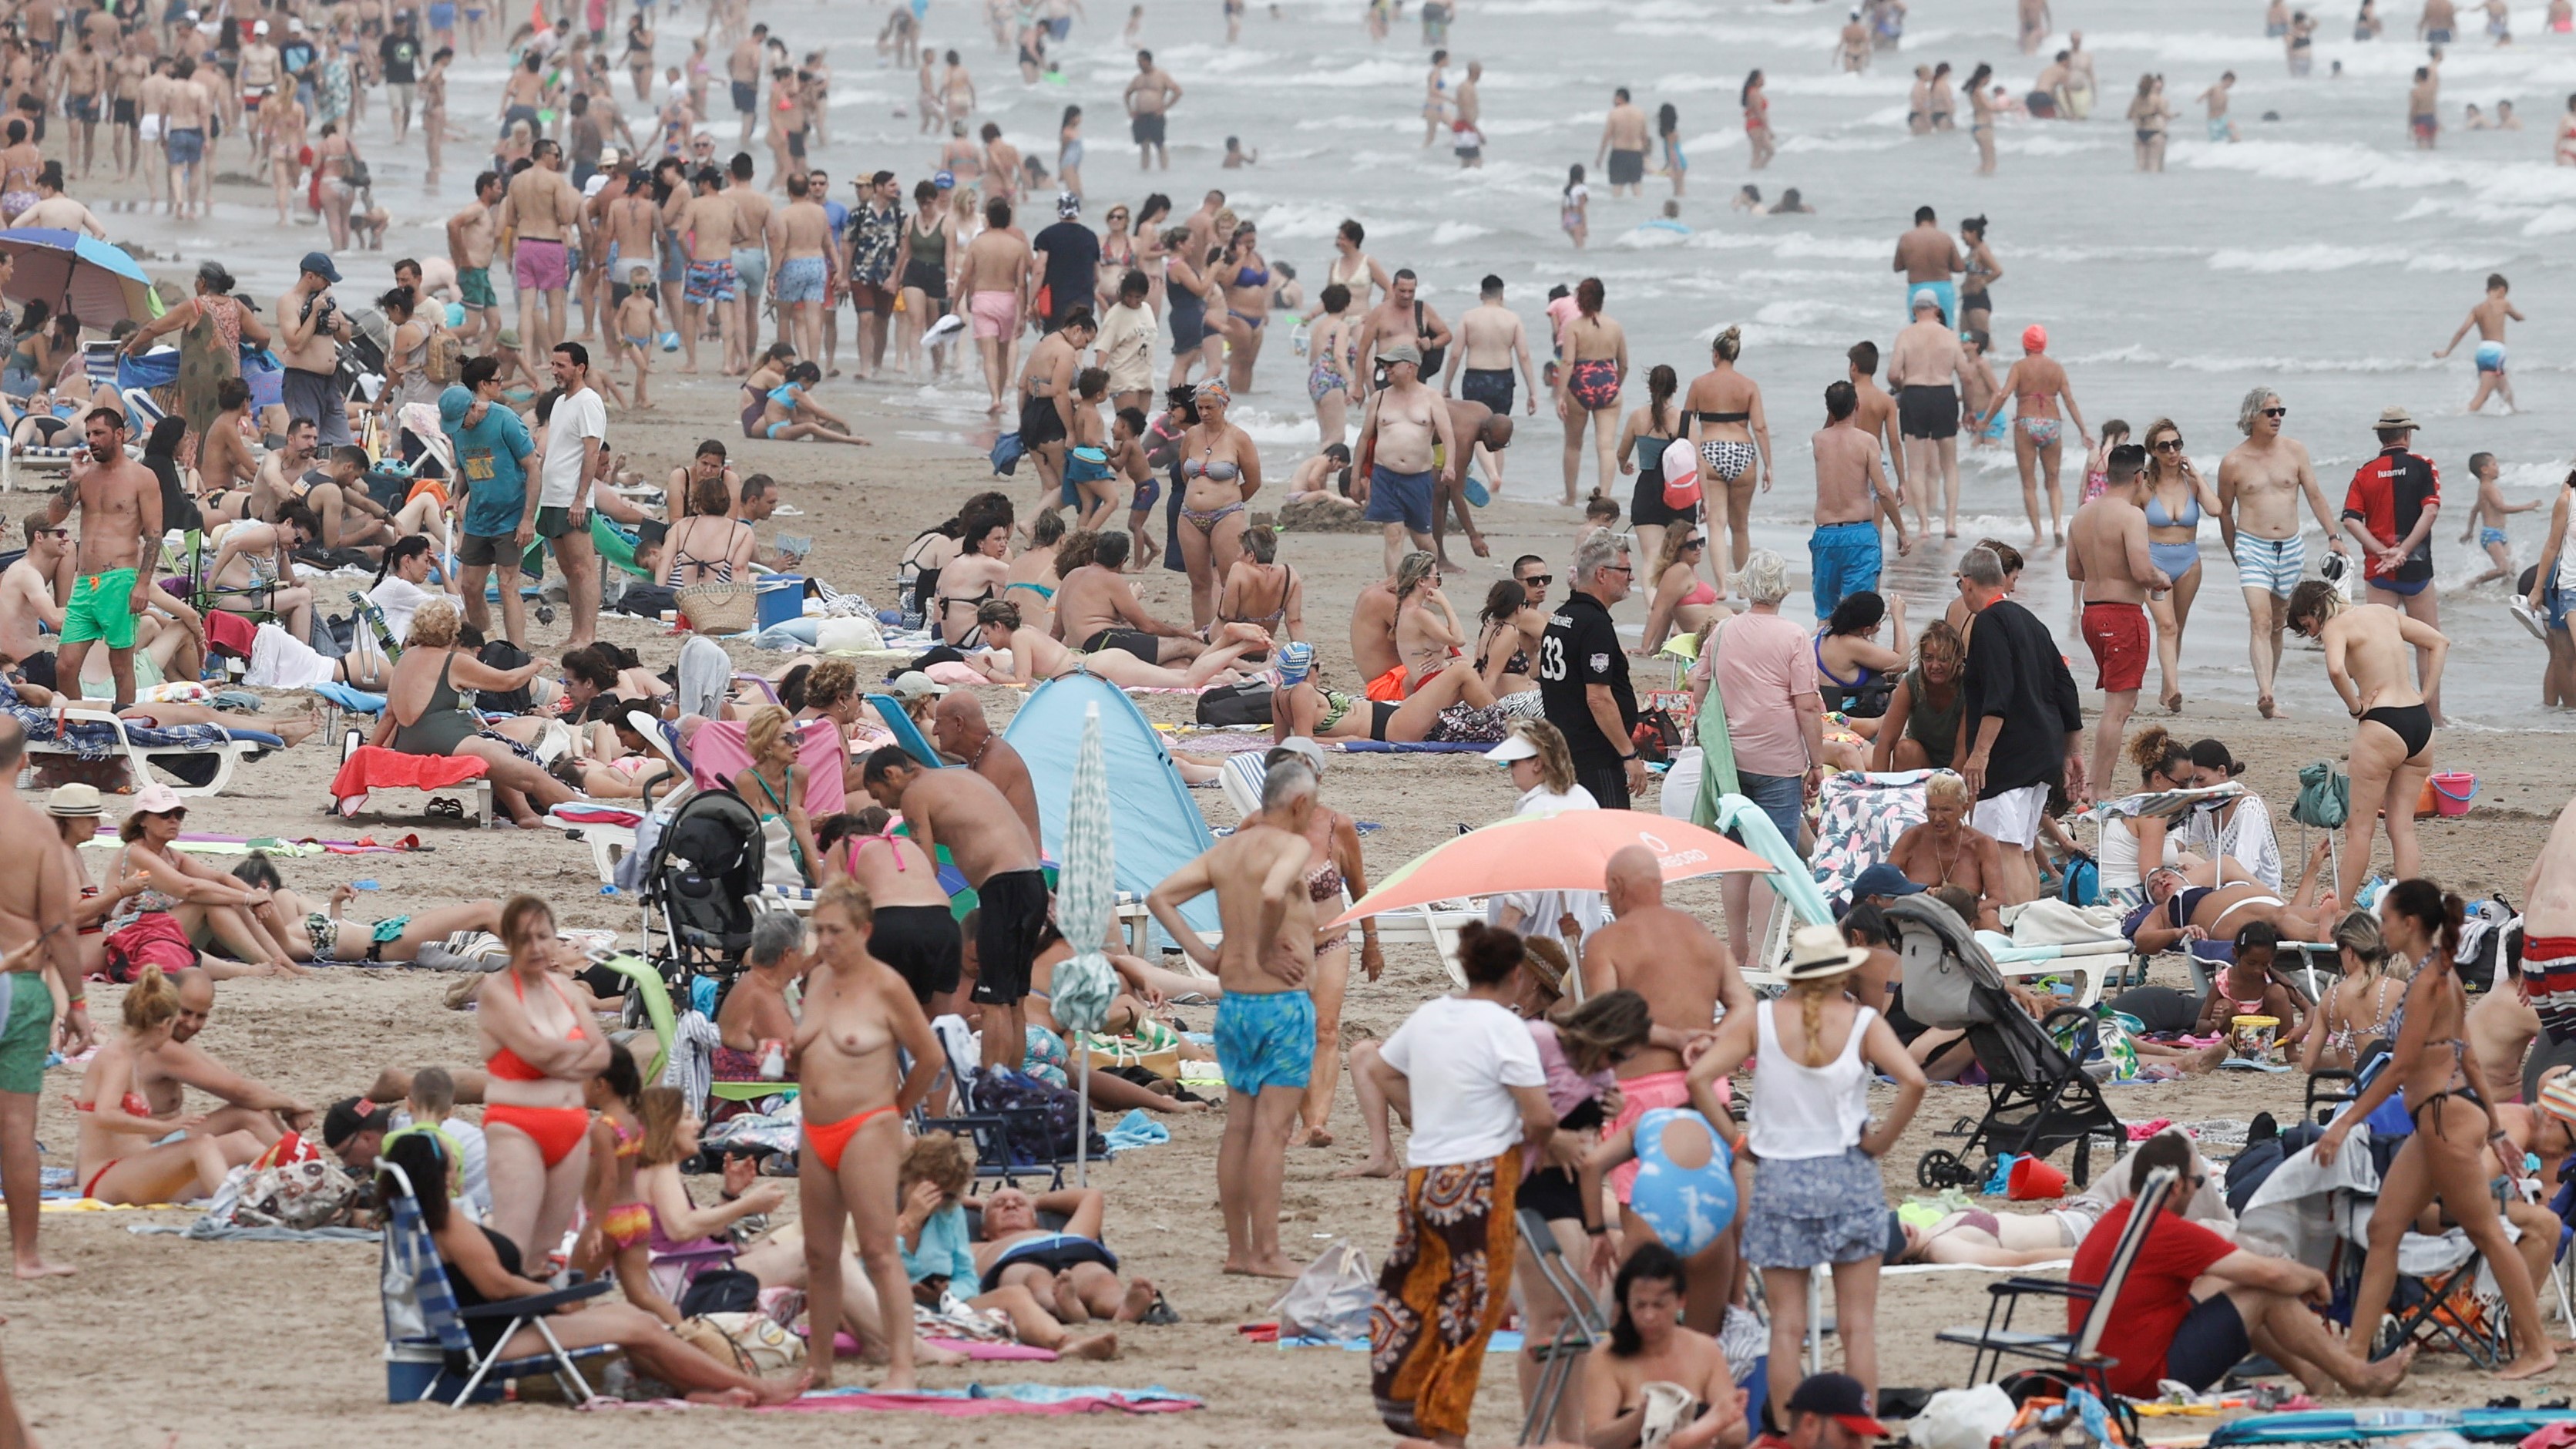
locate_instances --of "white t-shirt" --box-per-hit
[1490,784,1610,949]
[364,575,440,646]
[1379,995,1544,1168]
[538,385,607,508]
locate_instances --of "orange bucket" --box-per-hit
[2007,1155,2068,1201]
[2432,772,2477,818]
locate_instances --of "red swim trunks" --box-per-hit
[2081,600,2149,694]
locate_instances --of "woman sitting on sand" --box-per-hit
[2301,909,2400,1074]
[898,1134,1123,1358]
[1580,1242,1746,1449]
[1638,528,1722,654]
[374,599,575,828]
[73,965,267,1204]
[972,598,1268,690]
[379,1132,808,1404]
[47,783,148,981]
[107,783,305,976]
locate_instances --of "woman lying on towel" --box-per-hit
[1018,921,1212,1117]
[378,1132,808,1405]
[972,597,1266,690]
[1889,1204,2097,1266]
[1271,640,1537,746]
[373,599,576,827]
[225,856,505,967]
[897,1134,1123,1358]
[545,711,680,801]
[0,655,321,747]
[106,784,306,977]
[72,965,267,1204]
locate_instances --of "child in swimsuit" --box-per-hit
[614,268,659,410]
[577,1041,683,1324]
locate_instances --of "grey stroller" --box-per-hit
[1885,895,2125,1190]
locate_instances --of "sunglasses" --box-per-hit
[1520,573,1553,587]
[2260,406,2287,419]
[1683,539,1708,550]
[2154,439,2185,452]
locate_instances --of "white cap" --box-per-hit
[253,18,270,32]
[889,671,948,701]
[1273,736,1328,776]
[1484,732,1540,764]
[582,174,610,198]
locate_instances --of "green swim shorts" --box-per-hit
[458,267,498,310]
[0,971,55,1095]
[62,566,138,648]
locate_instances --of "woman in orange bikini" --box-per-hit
[72,965,266,1204]
[794,877,942,1390]
[476,895,610,1259]
[574,1041,680,1324]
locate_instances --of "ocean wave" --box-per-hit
[2206,243,2415,272]
[2061,345,2444,375]
[1431,220,1494,244]
[1613,225,1696,249]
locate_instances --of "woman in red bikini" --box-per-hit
[794,877,942,1390]
[72,966,265,1204]
[476,895,610,1259]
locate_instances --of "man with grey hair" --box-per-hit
[1956,545,2083,904]
[1147,758,1318,1279]
[1540,530,1642,809]
[2216,386,2348,718]
[746,909,805,969]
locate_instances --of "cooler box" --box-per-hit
[755,576,807,630]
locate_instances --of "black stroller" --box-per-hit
[636,785,764,998]
[1886,895,2125,1190]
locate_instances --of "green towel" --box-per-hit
[1689,622,1741,831]
[2293,760,2349,829]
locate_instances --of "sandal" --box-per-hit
[425,798,465,821]
[1140,1290,1181,1326]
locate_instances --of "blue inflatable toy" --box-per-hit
[1629,1107,1737,1256]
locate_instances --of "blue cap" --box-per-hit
[1273,640,1313,688]
[298,250,341,283]
[1850,864,1925,900]
[437,384,473,425]
[932,170,956,189]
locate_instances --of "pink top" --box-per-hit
[1712,610,1821,777]
[1545,294,1580,350]
[1522,1020,1617,1174]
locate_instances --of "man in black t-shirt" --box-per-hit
[1953,544,2084,904]
[1030,192,1101,331]
[1540,531,1642,808]
[379,13,421,142]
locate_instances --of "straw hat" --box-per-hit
[44,784,102,818]
[1781,923,1869,982]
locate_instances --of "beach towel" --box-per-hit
[686,718,845,821]
[677,634,731,718]
[1809,770,1931,906]
[329,746,487,815]
[585,1383,1203,1416]
[309,681,387,714]
[1331,740,1496,754]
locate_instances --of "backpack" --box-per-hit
[1194,681,1273,727]
[969,1067,1104,1162]
[2055,849,2100,907]
[422,323,462,386]
[473,640,535,714]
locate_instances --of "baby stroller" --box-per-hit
[1886,895,2125,1190]
[636,785,764,998]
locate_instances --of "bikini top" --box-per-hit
[75,1091,153,1117]
[1698,409,1749,424]
[1232,262,1271,287]
[488,973,588,1081]
[2326,975,2400,1057]
[840,829,916,876]
[2144,486,2202,530]
[1183,457,1241,482]
[1814,633,1874,690]
[612,1118,642,1158]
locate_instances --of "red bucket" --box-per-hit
[2432,772,2477,818]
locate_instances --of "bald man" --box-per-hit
[930,691,1041,847]
[134,968,313,1145]
[1577,843,1753,1329]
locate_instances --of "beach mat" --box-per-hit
[588,1383,1201,1416]
[2209,1410,2576,1446]
[1332,740,1500,753]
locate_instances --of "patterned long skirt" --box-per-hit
[1368,1152,1521,1441]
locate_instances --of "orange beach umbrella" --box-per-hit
[1324,812,1775,929]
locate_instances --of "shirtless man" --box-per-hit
[2288,580,2447,906]
[1577,844,1753,1329]
[958,196,1033,413]
[109,38,150,186]
[0,717,89,1278]
[979,125,1022,210]
[726,26,765,146]
[2217,386,2351,718]
[500,139,584,359]
[2065,443,2166,802]
[2420,0,2459,45]
[0,515,65,688]
[2032,52,2071,116]
[673,165,739,375]
[724,155,774,358]
[2201,70,2241,142]
[1846,341,1913,552]
[1886,292,1968,537]
[1812,380,1898,619]
[859,749,1046,1074]
[134,970,313,1147]
[2019,0,2053,52]
[2432,272,2524,415]
[1146,760,1319,1279]
[1594,87,1651,198]
[1354,270,1451,405]
[429,173,492,351]
[60,35,105,178]
[1350,570,1402,691]
[250,417,319,526]
[134,55,171,206]
[1433,400,1511,569]
[2514,788,2576,1100]
[1893,204,1965,325]
[929,691,1040,847]
[1357,343,1455,577]
[193,381,260,521]
[1053,531,1207,660]
[2407,63,2440,150]
[44,410,162,710]
[1123,49,1181,170]
[768,171,835,368]
[160,56,213,220]
[12,169,105,236]
[1442,275,1537,420]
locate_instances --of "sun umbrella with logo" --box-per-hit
[1325,812,1774,929]
[1050,704,1118,1185]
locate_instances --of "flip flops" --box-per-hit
[425,798,466,821]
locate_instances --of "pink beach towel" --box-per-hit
[686,718,847,819]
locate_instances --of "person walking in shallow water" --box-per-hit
[2433,272,2523,415]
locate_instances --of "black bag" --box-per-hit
[1194,681,1273,727]
[1628,708,1684,763]
[474,640,534,714]
[615,583,677,617]
[676,1268,761,1317]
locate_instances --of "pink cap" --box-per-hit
[2021,324,2048,353]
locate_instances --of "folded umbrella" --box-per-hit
[1325,811,1772,929]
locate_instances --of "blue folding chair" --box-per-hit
[378,1162,616,1407]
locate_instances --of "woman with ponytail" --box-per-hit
[1681,923,1925,1420]
[1615,361,1694,571]
[72,965,266,1204]
[2320,879,2557,1379]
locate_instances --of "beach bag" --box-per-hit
[1630,706,1684,763]
[1194,681,1273,726]
[474,640,536,714]
[1660,436,1702,511]
[677,581,757,635]
[969,1067,1101,1161]
[2293,761,2349,830]
[989,430,1026,476]
[233,1158,360,1229]
[1917,1384,2018,1449]
[105,913,198,983]
[676,1312,804,1374]
[1271,1238,1374,1342]
[422,324,462,386]
[2056,849,2100,906]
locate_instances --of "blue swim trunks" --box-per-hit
[1365,465,1436,535]
[2482,526,2508,550]
[1809,520,1882,620]
[774,255,828,304]
[1214,989,1315,1094]
[1906,279,1956,326]
[2475,340,2507,374]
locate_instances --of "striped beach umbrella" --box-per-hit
[1050,704,1117,1183]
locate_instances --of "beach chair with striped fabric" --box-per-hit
[378,1162,616,1407]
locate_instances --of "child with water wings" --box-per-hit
[2459,450,2537,586]
[616,264,660,412]
[575,1042,682,1325]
